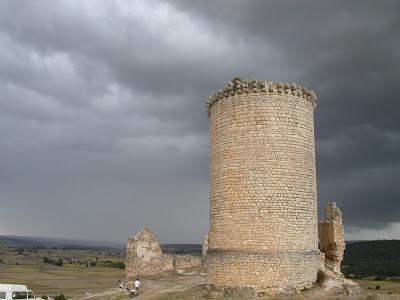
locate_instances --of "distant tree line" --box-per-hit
[342,240,400,278]
[43,256,63,266]
[102,260,125,269]
[42,256,124,269]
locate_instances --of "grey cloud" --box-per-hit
[318,164,400,230]
[0,0,399,242]
[163,0,400,232]
[317,125,400,177]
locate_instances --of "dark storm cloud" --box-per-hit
[165,0,400,233]
[0,0,399,242]
[318,164,400,230]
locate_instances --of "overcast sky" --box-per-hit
[0,0,399,244]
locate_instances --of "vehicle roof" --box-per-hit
[0,284,28,292]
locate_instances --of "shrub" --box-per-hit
[375,276,386,281]
[54,258,63,267]
[232,77,242,83]
[113,261,125,269]
[44,257,63,267]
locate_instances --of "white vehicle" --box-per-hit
[0,285,45,300]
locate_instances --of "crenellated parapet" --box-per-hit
[207,78,317,115]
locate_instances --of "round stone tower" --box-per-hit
[206,78,320,292]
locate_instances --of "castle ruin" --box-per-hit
[206,79,319,293]
[123,78,359,295]
[125,228,173,277]
[202,234,209,263]
[125,228,201,278]
[319,202,346,276]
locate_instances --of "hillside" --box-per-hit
[0,235,123,250]
[161,244,202,255]
[342,240,400,278]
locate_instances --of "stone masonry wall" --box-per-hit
[125,228,173,278]
[126,228,201,278]
[202,234,209,263]
[174,255,202,270]
[207,250,320,292]
[206,78,319,291]
[319,202,345,276]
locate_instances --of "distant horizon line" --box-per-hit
[1,233,399,246]
[0,234,204,247]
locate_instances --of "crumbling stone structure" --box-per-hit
[201,234,209,267]
[206,78,319,292]
[202,234,209,262]
[125,228,173,277]
[125,228,201,278]
[316,203,361,295]
[174,255,202,270]
[319,202,345,276]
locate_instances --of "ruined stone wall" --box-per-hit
[202,234,209,263]
[126,228,201,278]
[174,255,202,270]
[319,202,345,276]
[206,79,319,291]
[126,254,175,278]
[125,228,173,278]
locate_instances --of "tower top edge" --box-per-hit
[206,78,317,115]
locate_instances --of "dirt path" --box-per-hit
[78,288,119,299]
[137,277,202,300]
[76,270,206,300]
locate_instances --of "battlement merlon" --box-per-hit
[206,78,317,115]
